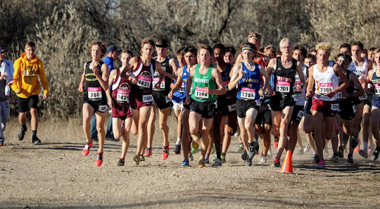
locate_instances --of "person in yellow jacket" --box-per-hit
[11,42,49,144]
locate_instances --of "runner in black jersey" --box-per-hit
[80,39,109,167]
[334,54,364,163]
[266,38,305,167]
[145,39,177,160]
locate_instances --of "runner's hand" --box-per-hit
[129,77,137,85]
[154,82,161,89]
[204,86,211,94]
[185,95,191,104]
[305,90,313,98]
[108,99,114,108]
[326,91,336,98]
[78,84,84,92]
[168,91,173,99]
[238,70,245,79]
[43,94,48,100]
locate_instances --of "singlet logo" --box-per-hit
[119,82,131,90]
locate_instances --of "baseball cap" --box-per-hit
[107,45,121,53]
[0,45,7,53]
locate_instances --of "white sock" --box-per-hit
[176,138,182,145]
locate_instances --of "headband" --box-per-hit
[242,46,255,52]
[156,43,169,48]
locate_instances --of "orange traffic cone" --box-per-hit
[281,150,293,173]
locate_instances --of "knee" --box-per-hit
[264,125,271,133]
[159,122,168,131]
[97,126,105,133]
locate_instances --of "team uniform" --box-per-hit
[190,64,217,119]
[337,70,356,120]
[111,68,132,120]
[152,56,173,109]
[83,61,108,113]
[217,63,237,116]
[0,59,13,145]
[172,64,190,110]
[291,64,307,123]
[129,57,154,110]
[236,62,261,118]
[269,57,297,111]
[348,58,370,106]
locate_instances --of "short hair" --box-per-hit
[88,39,107,56]
[276,50,282,56]
[305,54,316,62]
[213,43,226,54]
[183,46,197,55]
[335,53,352,63]
[374,48,380,54]
[175,46,185,56]
[351,41,364,50]
[121,50,133,57]
[293,45,307,58]
[225,46,236,56]
[264,45,276,55]
[315,42,332,54]
[156,39,169,48]
[25,42,36,49]
[369,47,376,53]
[309,48,317,54]
[339,43,351,50]
[239,42,256,52]
[198,44,213,55]
[141,38,155,48]
[279,38,292,48]
[247,32,262,43]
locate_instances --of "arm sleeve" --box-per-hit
[11,59,21,93]
[38,61,49,94]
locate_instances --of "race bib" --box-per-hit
[116,89,130,103]
[98,105,107,112]
[153,77,165,91]
[241,87,255,100]
[297,110,304,118]
[143,94,153,103]
[180,83,185,94]
[195,87,209,99]
[319,83,333,95]
[331,103,339,111]
[88,87,102,101]
[137,75,152,89]
[375,84,380,97]
[228,104,236,112]
[276,81,290,93]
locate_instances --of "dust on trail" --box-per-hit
[0,119,379,209]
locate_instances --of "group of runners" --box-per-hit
[2,32,380,170]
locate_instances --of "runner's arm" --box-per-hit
[185,65,195,102]
[170,67,183,93]
[331,64,348,95]
[95,63,109,91]
[228,63,242,90]
[210,68,227,95]
[349,72,364,98]
[306,66,315,98]
[166,58,178,80]
[106,70,116,107]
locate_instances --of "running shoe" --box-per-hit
[82,140,93,156]
[272,158,280,167]
[241,150,248,161]
[314,154,320,164]
[221,155,226,163]
[354,140,361,153]
[189,153,194,161]
[273,137,279,148]
[133,154,139,165]
[140,155,145,162]
[144,147,152,157]
[337,146,344,158]
[181,159,189,167]
[198,158,206,168]
[330,153,339,162]
[162,145,169,160]
[237,142,244,153]
[96,152,103,167]
[267,147,272,156]
[212,159,222,167]
[18,126,27,141]
[248,143,256,160]
[260,156,267,164]
[173,144,181,155]
[303,144,311,153]
[253,140,260,154]
[117,158,125,166]
[316,160,325,169]
[371,147,380,161]
[192,141,200,151]
[0,141,3,146]
[347,154,354,164]
[32,136,41,145]
[359,149,368,158]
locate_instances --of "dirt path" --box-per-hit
[0,119,379,209]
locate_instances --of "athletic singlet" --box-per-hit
[111,68,131,104]
[348,57,368,78]
[273,57,297,96]
[130,57,154,98]
[218,63,234,100]
[293,64,308,105]
[153,56,172,94]
[237,62,261,101]
[337,70,354,100]
[372,69,380,97]
[313,64,339,101]
[84,61,106,102]
[172,64,190,100]
[191,64,216,102]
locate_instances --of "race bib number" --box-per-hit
[23,65,38,77]
[331,103,339,111]
[375,84,380,97]
[137,75,152,89]
[116,89,130,103]
[276,81,290,93]
[143,94,153,103]
[98,105,107,112]
[180,83,185,94]
[297,110,304,118]
[319,83,333,95]
[195,87,209,99]
[241,87,255,100]
[88,87,102,101]
[359,93,368,100]
[153,77,165,91]
[228,104,236,112]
